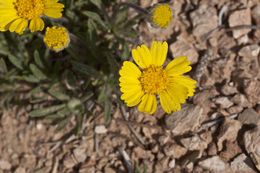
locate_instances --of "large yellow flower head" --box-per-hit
[0,0,64,34]
[119,41,197,114]
[43,26,70,52]
[152,4,173,28]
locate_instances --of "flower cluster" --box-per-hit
[0,0,69,51]
[43,26,70,52]
[152,4,173,28]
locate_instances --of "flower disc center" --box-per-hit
[14,0,44,19]
[139,65,169,94]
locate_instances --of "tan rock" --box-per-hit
[231,94,252,108]
[230,153,255,173]
[238,108,260,125]
[198,156,227,171]
[221,83,238,96]
[180,134,208,152]
[0,159,11,170]
[207,143,217,156]
[244,125,260,171]
[217,118,242,151]
[14,167,26,173]
[244,79,260,104]
[164,104,204,135]
[73,147,87,163]
[214,97,233,108]
[252,5,260,25]
[170,37,198,64]
[219,141,242,161]
[227,105,243,114]
[163,143,187,158]
[190,4,218,41]
[239,44,260,58]
[228,9,251,38]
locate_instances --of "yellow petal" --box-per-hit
[160,90,181,114]
[167,82,189,104]
[166,56,192,76]
[150,41,168,66]
[121,87,144,107]
[172,76,197,96]
[9,18,28,34]
[138,94,157,114]
[132,44,152,69]
[29,18,44,32]
[44,2,64,18]
[119,61,141,78]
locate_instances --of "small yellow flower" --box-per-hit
[0,0,64,34]
[119,41,196,114]
[152,4,173,28]
[43,26,70,52]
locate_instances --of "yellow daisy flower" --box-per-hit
[0,0,64,34]
[152,4,173,28]
[43,26,70,52]
[119,41,197,114]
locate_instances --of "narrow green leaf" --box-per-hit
[29,86,42,95]
[29,104,65,117]
[30,96,47,103]
[81,92,94,102]
[34,50,45,69]
[48,85,70,101]
[23,75,40,83]
[143,165,147,173]
[56,114,73,131]
[82,11,107,29]
[45,107,70,120]
[0,58,8,73]
[75,113,83,135]
[8,54,23,70]
[121,41,130,60]
[71,61,102,79]
[97,87,106,103]
[64,70,77,90]
[89,0,102,9]
[136,164,141,173]
[104,98,111,123]
[29,63,47,80]
[114,8,128,25]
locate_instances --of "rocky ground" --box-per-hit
[1,0,260,172]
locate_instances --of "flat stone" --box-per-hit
[244,79,260,104]
[14,167,26,173]
[252,5,260,25]
[0,159,11,170]
[73,148,87,163]
[180,134,208,151]
[230,153,255,172]
[221,84,238,96]
[228,8,251,38]
[168,159,175,169]
[214,97,233,108]
[164,104,203,135]
[190,4,218,41]
[170,37,199,64]
[219,141,242,162]
[198,156,227,171]
[163,143,187,158]
[244,125,260,171]
[217,118,242,151]
[94,125,108,134]
[231,94,252,108]
[239,44,260,58]
[238,108,260,125]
